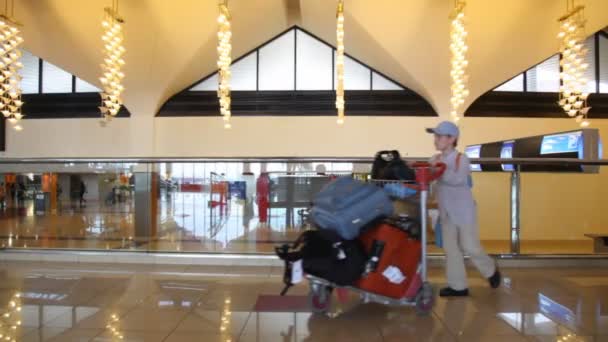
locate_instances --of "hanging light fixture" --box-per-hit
[0,0,24,132]
[217,0,232,129]
[448,0,469,124]
[335,0,345,125]
[99,0,125,126]
[557,0,590,127]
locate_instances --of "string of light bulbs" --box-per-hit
[449,0,469,124]
[0,0,24,132]
[557,0,591,127]
[335,0,345,125]
[99,0,125,126]
[217,0,232,129]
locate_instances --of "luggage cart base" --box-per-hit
[306,275,434,316]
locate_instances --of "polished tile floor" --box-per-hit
[0,261,606,341]
[0,197,596,255]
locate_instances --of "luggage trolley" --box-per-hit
[306,162,446,315]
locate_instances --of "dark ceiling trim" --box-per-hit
[157,90,437,117]
[21,93,131,119]
[465,91,608,118]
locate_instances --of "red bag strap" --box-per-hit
[455,152,462,171]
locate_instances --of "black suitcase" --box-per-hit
[275,229,367,295]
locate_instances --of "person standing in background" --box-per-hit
[17,181,26,207]
[10,182,16,203]
[0,182,6,210]
[79,180,87,208]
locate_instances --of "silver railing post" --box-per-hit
[510,165,521,254]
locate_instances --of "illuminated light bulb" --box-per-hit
[581,120,590,127]
[99,7,125,123]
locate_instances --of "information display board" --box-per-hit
[501,141,515,171]
[465,145,481,171]
[464,128,600,173]
[540,131,583,156]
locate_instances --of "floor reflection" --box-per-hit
[0,263,606,341]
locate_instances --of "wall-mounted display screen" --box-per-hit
[465,145,481,171]
[540,131,583,156]
[501,140,515,171]
[465,128,600,173]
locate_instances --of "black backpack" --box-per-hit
[275,229,367,295]
[371,150,416,181]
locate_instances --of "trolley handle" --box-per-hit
[411,162,446,189]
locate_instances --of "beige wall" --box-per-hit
[5,116,607,158]
[2,115,608,241]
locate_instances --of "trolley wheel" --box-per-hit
[415,282,434,316]
[309,284,332,314]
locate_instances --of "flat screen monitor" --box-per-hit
[465,145,482,171]
[540,131,583,157]
[501,140,515,171]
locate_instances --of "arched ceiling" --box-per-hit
[14,0,608,119]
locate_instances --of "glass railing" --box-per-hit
[0,157,606,256]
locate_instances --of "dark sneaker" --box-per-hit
[439,287,469,297]
[488,269,501,289]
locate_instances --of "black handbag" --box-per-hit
[371,150,416,181]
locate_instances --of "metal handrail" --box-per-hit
[0,155,605,257]
[1,157,608,165]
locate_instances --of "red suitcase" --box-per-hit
[355,223,422,299]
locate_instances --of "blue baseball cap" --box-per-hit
[426,121,460,138]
